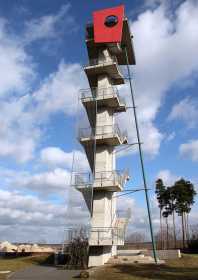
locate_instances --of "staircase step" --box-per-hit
[107,255,162,265]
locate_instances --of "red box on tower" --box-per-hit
[85,5,136,65]
[93,5,124,43]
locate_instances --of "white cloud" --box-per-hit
[156,169,179,185]
[0,3,84,163]
[120,0,198,156]
[0,61,87,163]
[117,194,160,237]
[166,132,176,142]
[116,86,163,157]
[0,189,89,242]
[0,165,196,242]
[33,61,87,120]
[179,139,198,161]
[15,168,70,194]
[0,190,64,225]
[168,97,198,128]
[0,96,40,162]
[0,19,35,97]
[23,4,76,43]
[40,147,89,171]
[0,17,36,162]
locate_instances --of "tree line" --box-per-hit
[155,178,196,249]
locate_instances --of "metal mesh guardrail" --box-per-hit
[72,169,128,189]
[84,55,126,78]
[86,55,117,66]
[78,123,127,142]
[63,226,125,247]
[89,226,125,245]
[80,86,126,105]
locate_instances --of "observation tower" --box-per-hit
[73,5,135,267]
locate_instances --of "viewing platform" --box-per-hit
[81,87,126,111]
[84,56,124,88]
[72,169,129,192]
[81,87,126,127]
[78,124,128,147]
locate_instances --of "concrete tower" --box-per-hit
[74,5,135,267]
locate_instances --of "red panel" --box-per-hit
[93,5,124,43]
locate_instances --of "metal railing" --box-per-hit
[84,54,129,79]
[63,226,125,247]
[89,226,125,245]
[72,172,92,187]
[94,170,128,188]
[86,55,118,67]
[63,227,89,245]
[116,208,131,220]
[72,169,128,189]
[78,123,127,142]
[80,86,126,106]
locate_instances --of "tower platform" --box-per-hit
[73,170,129,192]
[84,58,124,88]
[81,86,126,135]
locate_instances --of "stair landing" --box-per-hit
[107,250,165,264]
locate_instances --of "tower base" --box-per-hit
[88,245,117,267]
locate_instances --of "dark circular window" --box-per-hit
[104,15,118,27]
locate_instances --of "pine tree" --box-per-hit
[174,178,196,248]
[165,186,177,248]
[161,188,172,249]
[155,179,166,249]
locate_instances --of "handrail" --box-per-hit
[63,226,125,245]
[89,226,125,244]
[78,123,127,142]
[86,55,118,67]
[72,169,128,188]
[81,86,118,98]
[80,86,126,105]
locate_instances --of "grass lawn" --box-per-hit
[0,255,51,279]
[91,254,198,280]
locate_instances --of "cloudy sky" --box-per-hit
[0,0,198,243]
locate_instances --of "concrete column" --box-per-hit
[89,47,119,266]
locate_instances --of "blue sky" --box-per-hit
[0,0,198,243]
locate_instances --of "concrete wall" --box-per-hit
[91,191,115,228]
[89,246,112,267]
[95,145,115,173]
[147,249,181,260]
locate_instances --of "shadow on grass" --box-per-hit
[114,263,198,280]
[28,254,55,267]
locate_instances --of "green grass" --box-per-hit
[91,254,198,280]
[0,255,51,279]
